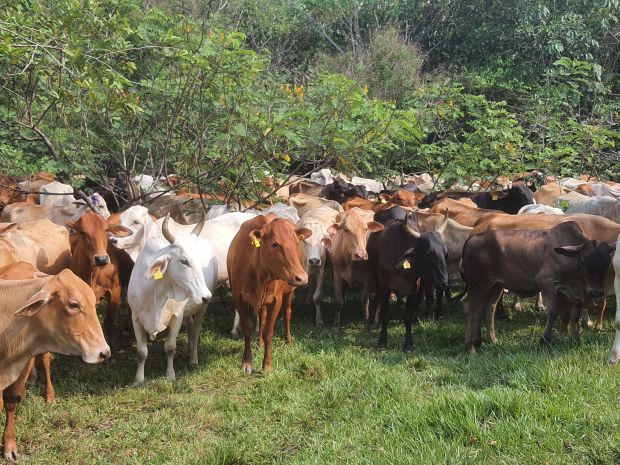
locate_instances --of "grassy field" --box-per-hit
[10,290,620,465]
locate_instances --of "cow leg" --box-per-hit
[376,288,390,350]
[26,365,37,387]
[284,291,294,345]
[236,297,254,374]
[36,353,55,403]
[104,286,121,340]
[262,296,283,372]
[568,300,581,341]
[463,292,485,353]
[304,272,315,306]
[164,313,185,381]
[132,318,149,385]
[539,289,559,346]
[594,298,607,331]
[536,292,546,311]
[608,276,620,363]
[3,358,34,462]
[581,307,593,329]
[258,303,268,348]
[485,286,504,344]
[403,293,416,353]
[313,266,325,326]
[495,290,508,320]
[361,280,371,329]
[187,307,207,366]
[333,277,346,329]
[512,294,522,312]
[435,288,444,321]
[423,282,433,320]
[231,310,241,338]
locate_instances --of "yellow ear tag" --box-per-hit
[380,198,387,204]
[153,268,164,280]
[492,194,498,201]
[340,192,345,198]
[299,234,305,240]
[251,236,261,248]
[402,259,411,269]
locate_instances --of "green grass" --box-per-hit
[11,291,620,465]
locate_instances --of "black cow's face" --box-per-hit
[398,231,449,290]
[554,240,616,300]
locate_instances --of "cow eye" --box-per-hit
[68,300,80,309]
[133,220,140,225]
[272,242,279,248]
[180,258,189,265]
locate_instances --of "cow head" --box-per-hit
[299,221,329,270]
[109,205,151,250]
[14,269,110,363]
[145,215,212,306]
[554,240,616,301]
[378,189,417,208]
[249,217,311,286]
[324,209,383,261]
[402,211,449,289]
[67,211,132,267]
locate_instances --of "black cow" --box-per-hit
[461,221,616,353]
[418,182,534,213]
[368,211,449,352]
[323,177,369,202]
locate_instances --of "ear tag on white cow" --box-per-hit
[402,259,411,269]
[492,194,498,201]
[380,199,387,204]
[251,236,261,248]
[153,268,164,280]
[299,234,305,241]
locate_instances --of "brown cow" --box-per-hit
[227,214,311,373]
[377,188,420,208]
[534,184,570,206]
[0,262,54,463]
[0,269,110,460]
[67,211,132,337]
[322,208,384,327]
[462,222,616,352]
[0,220,71,274]
[428,198,506,227]
[472,212,620,329]
[341,197,396,213]
[575,184,596,197]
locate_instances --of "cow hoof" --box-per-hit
[132,380,144,387]
[243,364,253,374]
[316,320,324,327]
[403,346,413,353]
[4,449,18,462]
[230,332,241,340]
[538,336,552,347]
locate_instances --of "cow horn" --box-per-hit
[437,210,449,235]
[405,212,421,239]
[191,218,206,237]
[162,214,175,244]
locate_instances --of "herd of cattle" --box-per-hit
[0,169,620,461]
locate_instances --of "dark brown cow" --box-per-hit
[462,221,616,352]
[420,182,534,213]
[227,214,311,373]
[67,211,132,336]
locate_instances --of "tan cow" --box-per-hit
[0,220,71,274]
[288,193,343,217]
[534,184,570,206]
[1,202,93,226]
[428,198,505,227]
[323,208,384,327]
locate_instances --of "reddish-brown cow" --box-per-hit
[67,211,132,337]
[227,214,311,373]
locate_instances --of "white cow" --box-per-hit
[609,237,620,363]
[297,206,339,325]
[132,174,170,200]
[566,197,620,224]
[39,181,75,207]
[518,204,564,215]
[350,176,383,195]
[128,216,214,384]
[310,168,334,186]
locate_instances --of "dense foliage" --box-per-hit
[1,0,619,201]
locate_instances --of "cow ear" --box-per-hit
[367,221,384,233]
[72,201,86,207]
[321,237,332,251]
[554,245,583,257]
[146,255,170,280]
[327,223,340,235]
[0,223,18,235]
[107,224,133,237]
[15,290,51,317]
[295,228,312,241]
[378,193,392,203]
[65,220,78,231]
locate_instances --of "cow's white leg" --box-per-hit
[512,294,521,312]
[313,267,325,326]
[188,307,207,366]
[231,310,241,338]
[132,318,149,386]
[608,276,620,363]
[536,292,545,311]
[164,314,184,381]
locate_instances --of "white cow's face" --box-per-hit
[146,235,211,305]
[111,206,151,250]
[300,222,328,271]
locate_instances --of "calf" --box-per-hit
[128,216,213,384]
[322,208,384,327]
[461,221,616,352]
[368,211,449,351]
[227,214,311,372]
[0,269,109,460]
[67,211,133,336]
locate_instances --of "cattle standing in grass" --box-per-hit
[227,214,311,373]
[128,216,213,384]
[322,208,384,328]
[0,269,110,460]
[368,211,449,351]
[67,211,133,337]
[461,222,616,353]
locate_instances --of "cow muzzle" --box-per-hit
[93,254,110,266]
[291,272,308,286]
[82,345,111,364]
[308,257,321,267]
[353,251,368,261]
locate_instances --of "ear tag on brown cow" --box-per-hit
[299,234,305,241]
[402,259,411,269]
[380,199,387,204]
[492,194,498,201]
[251,236,261,248]
[153,268,164,280]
